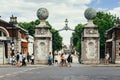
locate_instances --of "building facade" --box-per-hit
[105,22,120,63]
[0,15,29,64]
[28,35,34,55]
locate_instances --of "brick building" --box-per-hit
[0,15,28,64]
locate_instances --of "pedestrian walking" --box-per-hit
[17,52,22,67]
[27,52,30,63]
[22,53,26,66]
[48,52,52,65]
[11,55,16,65]
[54,54,58,65]
[60,53,65,67]
[67,54,72,67]
[105,52,109,64]
[16,52,20,63]
[31,53,34,65]
[64,53,68,66]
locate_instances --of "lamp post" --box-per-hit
[65,19,68,30]
[9,15,17,56]
[58,19,74,31]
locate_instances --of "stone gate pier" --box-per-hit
[81,8,100,64]
[34,8,52,64]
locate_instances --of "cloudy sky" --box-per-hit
[0,0,120,46]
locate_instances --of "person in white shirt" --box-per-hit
[54,54,58,65]
[105,52,109,64]
[31,53,34,64]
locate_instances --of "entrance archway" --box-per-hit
[56,19,79,64]
[0,26,10,64]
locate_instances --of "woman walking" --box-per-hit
[67,54,72,67]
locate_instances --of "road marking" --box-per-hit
[5,74,11,76]
[0,67,40,79]
[0,76,4,78]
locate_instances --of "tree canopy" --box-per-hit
[18,19,62,53]
[72,11,118,59]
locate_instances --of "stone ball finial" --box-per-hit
[37,8,49,20]
[84,8,96,20]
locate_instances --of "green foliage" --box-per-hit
[94,12,117,58]
[51,29,62,52]
[18,20,62,52]
[72,24,83,63]
[18,21,35,36]
[72,11,117,59]
[72,24,84,52]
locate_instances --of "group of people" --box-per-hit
[10,52,34,67]
[60,53,72,67]
[48,52,73,67]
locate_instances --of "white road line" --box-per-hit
[0,67,41,79]
[5,74,11,76]
[0,75,4,78]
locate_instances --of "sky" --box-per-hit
[0,0,120,46]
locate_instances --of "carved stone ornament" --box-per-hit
[86,29,97,34]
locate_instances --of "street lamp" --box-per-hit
[58,19,74,31]
[65,19,68,31]
[9,15,16,56]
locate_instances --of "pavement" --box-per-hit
[0,63,120,68]
[0,55,120,67]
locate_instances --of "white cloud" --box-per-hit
[2,0,120,46]
[0,0,92,45]
[97,8,108,12]
[108,7,120,18]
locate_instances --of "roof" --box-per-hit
[0,19,28,33]
[106,25,120,33]
[15,24,28,33]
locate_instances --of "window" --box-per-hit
[0,30,7,37]
[3,32,6,36]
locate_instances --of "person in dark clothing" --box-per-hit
[22,53,26,66]
[67,54,72,67]
[16,52,20,63]
[27,53,30,63]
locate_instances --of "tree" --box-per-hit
[72,11,117,61]
[51,29,62,53]
[18,21,35,36]
[93,12,117,58]
[18,20,62,54]
[72,24,84,52]
[72,24,84,63]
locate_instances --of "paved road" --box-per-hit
[0,64,120,80]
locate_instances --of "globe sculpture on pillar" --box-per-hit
[34,8,52,64]
[84,8,96,20]
[37,8,49,20]
[81,8,100,64]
